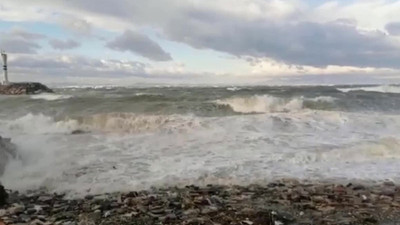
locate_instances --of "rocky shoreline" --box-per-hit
[1,180,400,225]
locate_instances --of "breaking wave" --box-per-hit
[134,92,163,97]
[216,95,335,113]
[30,93,72,101]
[3,110,400,195]
[337,85,400,94]
[70,113,204,133]
[226,87,243,91]
[0,113,204,135]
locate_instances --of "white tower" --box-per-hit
[1,51,9,85]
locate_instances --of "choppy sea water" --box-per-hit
[1,84,400,196]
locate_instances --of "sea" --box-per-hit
[1,84,400,196]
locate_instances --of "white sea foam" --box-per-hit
[2,110,400,196]
[134,92,163,97]
[337,85,400,94]
[226,87,242,91]
[30,93,72,101]
[216,95,304,113]
[70,113,203,134]
[0,113,74,135]
[0,113,203,135]
[216,95,335,113]
[309,96,336,102]
[61,85,117,89]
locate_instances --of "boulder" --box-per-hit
[0,136,18,176]
[0,82,53,95]
[0,184,7,207]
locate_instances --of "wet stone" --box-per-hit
[2,181,400,225]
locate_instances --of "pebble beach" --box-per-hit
[2,180,400,225]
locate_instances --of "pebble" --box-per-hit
[0,181,400,224]
[8,203,25,215]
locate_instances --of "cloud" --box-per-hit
[386,22,400,36]
[247,57,395,77]
[58,16,92,36]
[0,28,45,53]
[49,39,81,50]
[106,30,172,61]
[6,0,399,68]
[2,0,400,80]
[309,1,400,31]
[10,28,46,39]
[9,54,147,77]
[164,16,400,68]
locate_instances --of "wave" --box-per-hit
[71,113,204,133]
[318,137,400,162]
[226,87,242,91]
[3,110,400,195]
[216,95,335,113]
[61,85,117,90]
[337,85,400,94]
[30,93,72,101]
[134,92,163,97]
[0,113,76,135]
[0,113,204,135]
[310,96,336,103]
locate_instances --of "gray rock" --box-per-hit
[26,208,37,215]
[37,195,54,203]
[200,206,218,214]
[0,209,6,217]
[0,183,8,206]
[71,130,87,135]
[8,203,25,215]
[62,222,77,225]
[30,219,46,225]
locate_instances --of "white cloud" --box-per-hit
[309,0,400,31]
[248,57,397,76]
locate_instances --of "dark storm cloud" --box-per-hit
[49,39,80,50]
[106,30,172,61]
[162,10,400,68]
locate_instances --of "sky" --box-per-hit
[1,0,400,86]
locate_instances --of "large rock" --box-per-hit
[0,183,7,207]
[0,136,18,176]
[0,82,53,95]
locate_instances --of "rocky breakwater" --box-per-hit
[0,83,53,95]
[1,181,400,225]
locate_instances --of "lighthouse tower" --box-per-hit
[1,51,9,85]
